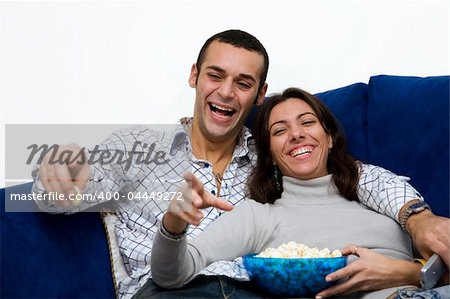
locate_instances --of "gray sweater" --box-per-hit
[151,174,413,289]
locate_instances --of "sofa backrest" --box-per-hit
[367,75,449,217]
[316,82,369,162]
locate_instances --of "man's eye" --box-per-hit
[237,82,251,89]
[208,73,221,80]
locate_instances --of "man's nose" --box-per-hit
[218,79,235,99]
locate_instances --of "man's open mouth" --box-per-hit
[209,103,236,117]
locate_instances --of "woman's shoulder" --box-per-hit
[238,199,274,219]
[244,198,271,208]
[232,198,272,214]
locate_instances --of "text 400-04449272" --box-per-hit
[95,191,183,201]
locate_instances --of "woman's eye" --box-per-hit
[302,120,316,126]
[272,129,285,136]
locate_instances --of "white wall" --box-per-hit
[1,0,449,187]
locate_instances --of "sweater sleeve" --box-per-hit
[151,200,265,288]
[357,163,424,222]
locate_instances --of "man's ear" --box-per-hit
[255,83,268,105]
[189,64,198,88]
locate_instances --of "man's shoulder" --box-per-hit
[358,163,400,178]
[114,124,175,138]
[101,124,186,147]
[234,126,257,160]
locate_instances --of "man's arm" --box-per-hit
[357,163,423,220]
[32,126,152,214]
[32,143,93,213]
[357,164,450,267]
[401,202,450,266]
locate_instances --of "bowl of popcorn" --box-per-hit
[242,242,347,297]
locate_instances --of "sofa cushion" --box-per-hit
[367,75,449,217]
[316,82,369,162]
[1,183,115,298]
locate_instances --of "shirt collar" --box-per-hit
[170,117,254,159]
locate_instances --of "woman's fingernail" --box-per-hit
[325,276,332,282]
[316,296,323,299]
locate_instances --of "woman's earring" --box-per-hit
[273,166,282,192]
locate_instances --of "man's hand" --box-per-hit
[316,245,421,298]
[406,210,450,267]
[163,172,234,234]
[39,143,91,207]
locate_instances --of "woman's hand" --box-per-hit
[163,172,234,234]
[315,244,421,299]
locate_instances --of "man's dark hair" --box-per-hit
[196,29,269,93]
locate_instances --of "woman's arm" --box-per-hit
[316,245,421,298]
[151,172,261,288]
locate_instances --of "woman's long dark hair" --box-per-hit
[248,87,359,204]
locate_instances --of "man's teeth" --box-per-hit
[291,147,313,157]
[210,103,235,116]
[211,103,233,112]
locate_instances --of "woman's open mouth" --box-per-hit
[289,146,314,158]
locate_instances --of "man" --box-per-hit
[33,30,449,298]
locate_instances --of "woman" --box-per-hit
[151,88,421,298]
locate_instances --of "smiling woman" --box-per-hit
[268,98,333,180]
[249,88,359,204]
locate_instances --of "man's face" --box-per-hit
[190,41,267,143]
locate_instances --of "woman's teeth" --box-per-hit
[290,147,313,157]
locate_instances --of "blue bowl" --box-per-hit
[243,254,347,297]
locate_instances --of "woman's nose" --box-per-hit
[290,126,305,141]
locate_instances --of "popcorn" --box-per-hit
[256,242,342,258]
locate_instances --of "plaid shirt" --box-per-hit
[32,118,423,299]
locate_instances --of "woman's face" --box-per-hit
[268,98,333,180]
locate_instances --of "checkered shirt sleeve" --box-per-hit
[357,163,424,221]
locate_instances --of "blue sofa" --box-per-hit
[1,75,449,298]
